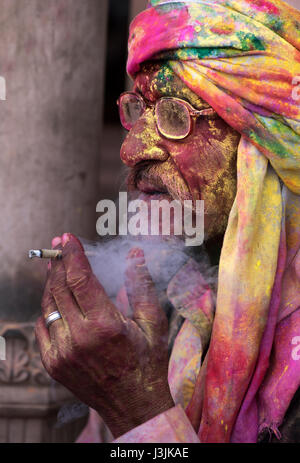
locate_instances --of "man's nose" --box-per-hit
[120,109,169,167]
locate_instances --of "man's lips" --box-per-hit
[127,161,194,203]
[136,179,173,206]
[126,163,169,195]
[136,177,169,195]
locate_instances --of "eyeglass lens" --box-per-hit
[118,94,191,139]
[155,99,191,139]
[118,93,145,131]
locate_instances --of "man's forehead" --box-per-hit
[133,63,210,109]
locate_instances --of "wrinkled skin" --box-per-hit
[35,64,241,437]
[36,235,174,438]
[122,64,241,240]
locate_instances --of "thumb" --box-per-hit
[125,248,168,339]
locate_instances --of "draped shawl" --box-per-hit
[127,0,300,442]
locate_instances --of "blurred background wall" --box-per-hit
[0,0,146,324]
[0,0,108,323]
[100,0,147,201]
[0,0,146,443]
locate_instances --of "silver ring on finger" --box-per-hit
[45,311,62,329]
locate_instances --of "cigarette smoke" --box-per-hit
[80,234,218,313]
[84,192,218,304]
[56,205,219,430]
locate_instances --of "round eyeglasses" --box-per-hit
[117,92,217,140]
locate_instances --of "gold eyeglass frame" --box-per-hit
[117,91,217,140]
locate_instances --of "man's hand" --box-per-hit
[35,233,174,438]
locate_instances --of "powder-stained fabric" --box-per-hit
[127,0,300,443]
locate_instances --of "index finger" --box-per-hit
[125,248,168,339]
[61,233,121,322]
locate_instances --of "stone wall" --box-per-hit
[0,0,108,323]
[0,0,108,443]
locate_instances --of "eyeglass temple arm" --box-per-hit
[191,107,216,117]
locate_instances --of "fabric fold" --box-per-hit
[127,0,300,442]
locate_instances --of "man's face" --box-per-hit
[120,64,241,240]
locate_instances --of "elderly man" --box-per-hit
[35,0,300,443]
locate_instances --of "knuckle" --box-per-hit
[49,275,66,297]
[74,319,125,353]
[41,287,52,310]
[66,268,90,292]
[98,315,126,339]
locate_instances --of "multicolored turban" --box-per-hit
[127,0,300,443]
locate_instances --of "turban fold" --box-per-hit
[127,0,300,442]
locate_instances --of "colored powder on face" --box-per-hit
[128,0,300,444]
[156,65,176,94]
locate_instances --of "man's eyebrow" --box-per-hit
[134,80,212,109]
[134,85,156,104]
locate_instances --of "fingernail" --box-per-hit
[62,233,71,247]
[127,247,145,261]
[52,237,62,248]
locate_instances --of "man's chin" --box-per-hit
[126,189,206,247]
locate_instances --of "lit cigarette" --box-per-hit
[28,249,96,260]
[29,249,63,260]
